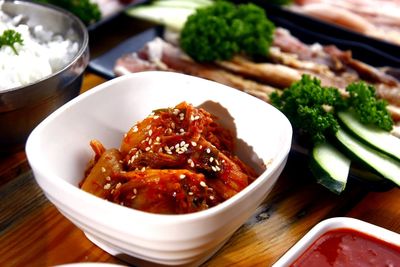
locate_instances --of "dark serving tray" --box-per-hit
[88,2,400,79]
[247,1,400,67]
[88,27,164,79]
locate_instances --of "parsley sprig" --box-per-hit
[270,75,393,144]
[180,1,275,62]
[0,29,24,55]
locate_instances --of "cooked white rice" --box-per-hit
[0,2,79,91]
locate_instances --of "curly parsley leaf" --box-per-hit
[180,1,275,62]
[0,29,24,55]
[346,81,393,131]
[270,75,344,144]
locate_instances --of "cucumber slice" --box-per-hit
[127,0,212,31]
[310,142,350,194]
[337,111,400,161]
[335,128,400,187]
[151,0,212,9]
[127,6,196,31]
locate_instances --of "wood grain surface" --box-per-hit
[0,13,399,267]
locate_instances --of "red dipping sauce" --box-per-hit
[291,228,400,267]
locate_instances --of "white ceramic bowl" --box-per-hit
[26,71,292,266]
[273,217,400,266]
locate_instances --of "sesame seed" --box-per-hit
[141,167,146,172]
[191,141,197,147]
[199,145,203,149]
[131,195,136,200]
[145,147,151,151]
[188,192,194,196]
[200,181,207,187]
[146,125,151,130]
[211,166,217,172]
[206,148,211,153]
[153,115,159,119]
[133,188,137,194]
[209,195,215,200]
[103,183,111,190]
[105,176,111,181]
[180,141,186,146]
[187,158,195,168]
[215,166,221,171]
[132,126,138,132]
[148,129,153,136]
[180,174,186,179]
[179,128,185,133]
[115,182,122,189]
[156,136,160,142]
[209,157,214,163]
[172,192,177,197]
[101,167,106,173]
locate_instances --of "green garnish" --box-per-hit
[180,1,275,62]
[270,75,393,144]
[35,0,101,25]
[0,29,24,55]
[346,81,393,131]
[0,30,24,55]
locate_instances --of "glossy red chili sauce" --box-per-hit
[291,228,400,267]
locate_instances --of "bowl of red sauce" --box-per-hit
[274,217,400,267]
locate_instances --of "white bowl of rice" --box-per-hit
[0,0,89,151]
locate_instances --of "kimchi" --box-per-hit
[80,102,259,214]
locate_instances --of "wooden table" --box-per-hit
[1,14,400,267]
